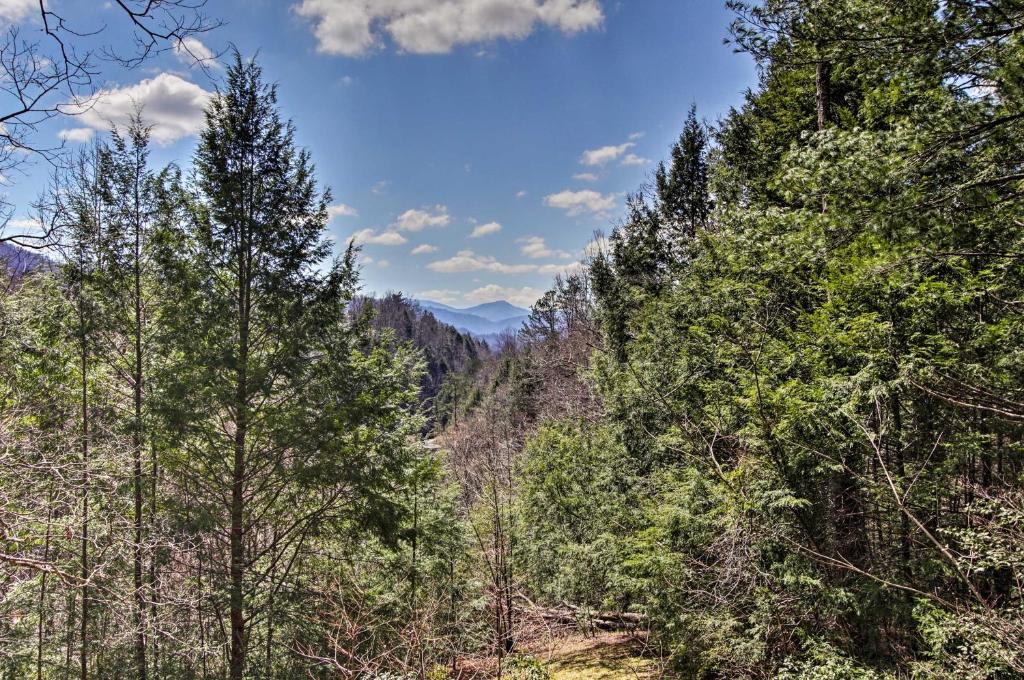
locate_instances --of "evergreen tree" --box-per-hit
[159,53,348,678]
[60,147,106,680]
[656,105,713,238]
[93,117,159,680]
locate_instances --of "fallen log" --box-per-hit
[527,604,647,632]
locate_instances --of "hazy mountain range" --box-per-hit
[0,244,534,347]
[416,299,530,345]
[0,242,51,279]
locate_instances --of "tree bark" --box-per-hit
[816,60,832,132]
[79,296,90,680]
[36,494,53,680]
[132,178,148,680]
[229,218,251,680]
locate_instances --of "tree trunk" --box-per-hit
[149,444,159,677]
[816,60,832,132]
[133,210,148,680]
[891,394,912,577]
[79,299,90,680]
[36,494,53,680]
[229,225,251,680]
[230,376,247,679]
[65,591,77,680]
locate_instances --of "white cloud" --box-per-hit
[573,172,598,182]
[517,236,573,259]
[581,133,650,168]
[59,128,96,143]
[621,153,651,166]
[464,284,544,308]
[427,249,536,274]
[417,288,462,305]
[417,283,555,308]
[377,259,392,268]
[174,37,220,68]
[351,228,408,246]
[411,243,438,255]
[372,180,391,195]
[544,189,616,217]
[470,221,502,238]
[294,0,604,57]
[66,73,212,146]
[516,190,527,198]
[328,203,359,219]
[581,141,633,167]
[0,0,35,23]
[536,261,584,276]
[394,205,451,232]
[4,217,43,233]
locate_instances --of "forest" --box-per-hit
[2,0,1024,678]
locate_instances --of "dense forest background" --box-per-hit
[3,0,1024,678]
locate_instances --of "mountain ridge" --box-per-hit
[0,242,52,279]
[416,299,530,343]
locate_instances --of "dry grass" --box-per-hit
[526,632,664,679]
[455,629,666,678]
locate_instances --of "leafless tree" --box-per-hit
[1,0,219,246]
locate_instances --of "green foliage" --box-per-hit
[515,1,1024,677]
[776,640,887,680]
[518,422,635,609]
[504,654,552,680]
[356,294,488,415]
[6,2,1024,677]
[0,54,467,680]
[911,602,1022,680]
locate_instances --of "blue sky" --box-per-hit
[2,0,754,308]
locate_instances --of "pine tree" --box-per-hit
[93,116,158,680]
[656,106,713,238]
[163,52,338,679]
[59,147,107,680]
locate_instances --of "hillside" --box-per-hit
[418,299,529,345]
[0,242,50,279]
[355,294,490,410]
[3,5,1024,679]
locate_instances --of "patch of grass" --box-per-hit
[532,633,662,679]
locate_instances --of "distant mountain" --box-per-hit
[354,294,489,407]
[460,301,531,322]
[417,299,530,343]
[0,242,52,279]
[417,300,460,313]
